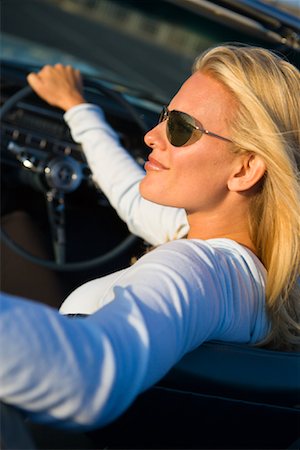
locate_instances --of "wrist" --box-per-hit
[61,95,86,111]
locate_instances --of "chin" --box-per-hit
[140,185,181,209]
[139,178,167,205]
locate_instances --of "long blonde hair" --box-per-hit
[194,45,300,351]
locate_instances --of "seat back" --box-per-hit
[160,341,300,408]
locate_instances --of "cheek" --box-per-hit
[174,151,224,187]
[171,151,234,208]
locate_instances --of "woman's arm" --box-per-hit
[0,240,267,429]
[27,65,189,246]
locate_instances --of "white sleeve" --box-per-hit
[0,240,267,430]
[64,104,189,246]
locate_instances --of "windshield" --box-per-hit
[1,0,299,100]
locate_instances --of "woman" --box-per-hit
[0,44,299,429]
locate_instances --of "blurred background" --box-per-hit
[2,0,299,101]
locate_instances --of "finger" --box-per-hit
[65,66,83,91]
[74,69,83,91]
[39,64,53,75]
[65,65,75,80]
[27,73,43,91]
[66,65,78,80]
[54,63,64,70]
[75,68,82,80]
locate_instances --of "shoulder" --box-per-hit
[135,238,267,308]
[140,238,266,277]
[126,238,267,344]
[128,238,266,302]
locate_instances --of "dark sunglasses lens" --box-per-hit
[167,112,195,147]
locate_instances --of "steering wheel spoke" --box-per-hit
[46,189,66,265]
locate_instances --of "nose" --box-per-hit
[144,122,167,150]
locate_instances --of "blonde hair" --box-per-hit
[194,44,300,351]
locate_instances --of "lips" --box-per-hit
[144,155,169,171]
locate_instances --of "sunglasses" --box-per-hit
[158,106,232,147]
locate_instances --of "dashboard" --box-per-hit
[1,63,158,196]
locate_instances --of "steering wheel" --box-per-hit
[0,81,148,271]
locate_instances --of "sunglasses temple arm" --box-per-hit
[204,130,232,143]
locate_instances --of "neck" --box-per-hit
[186,205,257,255]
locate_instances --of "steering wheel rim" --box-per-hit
[0,82,147,271]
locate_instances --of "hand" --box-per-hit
[27,64,86,111]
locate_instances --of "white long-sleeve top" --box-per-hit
[0,104,268,430]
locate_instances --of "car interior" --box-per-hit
[1,0,299,448]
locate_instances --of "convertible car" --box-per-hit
[1,0,299,448]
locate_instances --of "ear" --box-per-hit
[227,153,266,192]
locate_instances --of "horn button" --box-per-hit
[44,156,82,192]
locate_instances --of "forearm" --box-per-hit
[0,292,149,429]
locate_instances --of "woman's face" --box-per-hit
[140,71,238,215]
